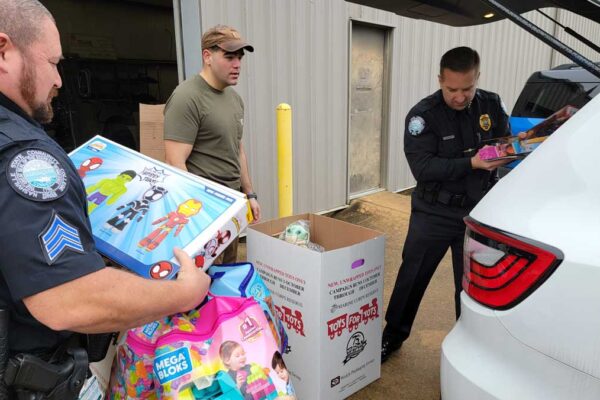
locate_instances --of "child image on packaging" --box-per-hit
[219,341,253,399]
[271,351,295,398]
[86,169,137,213]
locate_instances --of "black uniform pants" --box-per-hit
[384,210,466,341]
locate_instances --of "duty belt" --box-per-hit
[0,310,98,400]
[436,190,469,208]
[416,185,471,208]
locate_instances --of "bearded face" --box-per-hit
[19,52,58,124]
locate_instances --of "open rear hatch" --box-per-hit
[347,0,600,77]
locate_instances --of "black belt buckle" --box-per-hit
[450,194,467,208]
[437,190,467,208]
[436,190,448,205]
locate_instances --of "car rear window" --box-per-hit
[512,80,600,118]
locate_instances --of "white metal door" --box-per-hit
[348,23,387,198]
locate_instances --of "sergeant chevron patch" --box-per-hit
[39,212,85,265]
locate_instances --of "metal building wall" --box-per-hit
[199,0,351,220]
[191,1,597,219]
[351,6,557,192]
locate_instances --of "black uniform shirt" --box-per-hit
[0,93,105,356]
[404,89,510,219]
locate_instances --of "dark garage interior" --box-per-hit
[42,0,178,152]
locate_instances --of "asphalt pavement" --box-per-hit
[239,190,457,400]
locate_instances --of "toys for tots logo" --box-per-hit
[275,305,305,336]
[326,298,379,339]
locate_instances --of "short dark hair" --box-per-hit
[440,46,480,75]
[0,0,55,51]
[271,350,286,370]
[120,170,137,179]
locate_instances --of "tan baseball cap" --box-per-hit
[201,25,254,53]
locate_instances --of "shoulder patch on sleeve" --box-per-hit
[6,148,68,202]
[408,116,426,136]
[39,211,85,265]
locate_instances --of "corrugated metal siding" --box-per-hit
[375,8,556,191]
[192,1,596,218]
[200,0,350,219]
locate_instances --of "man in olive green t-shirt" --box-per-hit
[163,25,261,264]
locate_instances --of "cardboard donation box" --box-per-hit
[139,103,166,162]
[247,214,385,400]
[69,136,252,278]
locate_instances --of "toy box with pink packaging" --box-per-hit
[152,296,295,399]
[68,135,252,279]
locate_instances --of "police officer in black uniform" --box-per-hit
[381,47,511,363]
[0,2,210,397]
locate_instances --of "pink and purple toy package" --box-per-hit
[477,136,546,161]
[69,136,252,279]
[207,263,289,355]
[111,297,296,399]
[110,263,293,399]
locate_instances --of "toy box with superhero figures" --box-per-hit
[69,136,252,280]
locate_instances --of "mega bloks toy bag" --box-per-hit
[153,295,296,399]
[110,316,168,399]
[110,263,294,399]
[207,263,288,354]
[110,312,201,399]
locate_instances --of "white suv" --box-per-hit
[441,92,600,399]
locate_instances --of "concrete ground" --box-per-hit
[239,191,457,400]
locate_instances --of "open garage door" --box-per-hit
[43,0,179,152]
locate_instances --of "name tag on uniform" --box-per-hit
[442,135,455,141]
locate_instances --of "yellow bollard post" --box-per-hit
[276,103,293,217]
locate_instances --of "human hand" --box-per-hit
[236,370,247,388]
[249,198,261,223]
[518,130,533,140]
[173,247,210,310]
[471,152,512,171]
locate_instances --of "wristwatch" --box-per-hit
[246,192,258,200]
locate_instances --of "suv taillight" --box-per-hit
[463,217,563,310]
